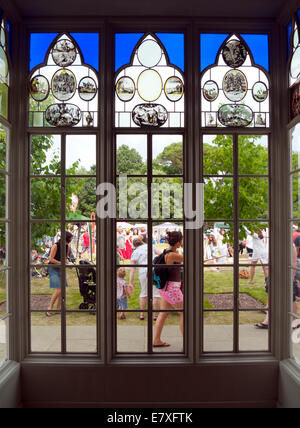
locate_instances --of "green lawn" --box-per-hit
[26,258,269,327]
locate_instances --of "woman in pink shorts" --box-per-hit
[153,231,184,348]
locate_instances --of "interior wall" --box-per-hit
[0,362,21,408]
[21,362,278,408]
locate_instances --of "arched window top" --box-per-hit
[29,33,99,128]
[201,33,270,128]
[115,33,185,128]
[289,16,300,88]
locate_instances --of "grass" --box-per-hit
[23,254,270,326]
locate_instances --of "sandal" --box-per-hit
[153,342,171,348]
[255,322,268,329]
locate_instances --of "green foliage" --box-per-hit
[153,142,183,175]
[117,144,146,175]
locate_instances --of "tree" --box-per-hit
[117,144,146,175]
[153,142,183,175]
[75,165,97,218]
[204,134,269,241]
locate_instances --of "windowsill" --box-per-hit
[280,359,300,385]
[20,353,279,367]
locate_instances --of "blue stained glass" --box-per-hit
[6,19,12,58]
[241,34,269,71]
[30,33,99,71]
[70,33,99,71]
[155,33,184,71]
[200,34,229,71]
[288,21,292,58]
[115,33,143,71]
[298,9,300,21]
[30,33,59,70]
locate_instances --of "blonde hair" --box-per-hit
[117,268,126,279]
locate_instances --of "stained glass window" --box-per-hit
[201,34,270,128]
[289,16,300,121]
[29,33,99,128]
[115,33,185,128]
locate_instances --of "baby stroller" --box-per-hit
[76,260,96,310]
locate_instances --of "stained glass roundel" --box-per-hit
[51,69,77,102]
[30,75,50,102]
[78,77,97,101]
[137,39,162,68]
[223,69,248,102]
[203,80,219,102]
[294,28,299,49]
[52,39,77,67]
[137,69,162,102]
[222,40,247,68]
[165,76,184,101]
[252,81,268,102]
[290,47,300,79]
[116,76,135,102]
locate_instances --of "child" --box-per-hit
[117,268,131,320]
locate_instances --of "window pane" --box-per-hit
[0,318,7,365]
[238,135,268,175]
[0,175,6,218]
[66,313,97,353]
[117,312,148,353]
[31,178,61,220]
[0,270,7,316]
[203,135,233,176]
[30,135,61,176]
[152,178,183,220]
[291,123,300,172]
[116,135,147,175]
[31,312,61,353]
[204,177,234,220]
[153,312,184,353]
[117,177,148,220]
[239,178,269,219]
[0,126,8,171]
[66,178,96,221]
[203,311,233,352]
[152,135,183,176]
[66,135,96,175]
[239,311,269,351]
[66,267,96,312]
[204,267,234,309]
[0,222,7,267]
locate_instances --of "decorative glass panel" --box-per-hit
[201,34,270,128]
[29,33,99,128]
[289,18,300,120]
[115,33,184,128]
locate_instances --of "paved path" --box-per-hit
[1,325,299,358]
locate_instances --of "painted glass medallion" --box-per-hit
[30,75,50,102]
[45,103,81,127]
[52,69,76,102]
[52,39,77,67]
[78,77,97,101]
[254,112,266,127]
[137,69,162,102]
[203,80,219,102]
[137,39,162,68]
[116,76,135,102]
[0,47,8,82]
[223,69,247,102]
[132,104,168,127]
[222,40,247,68]
[218,104,253,127]
[291,47,300,79]
[252,81,268,102]
[165,76,184,101]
